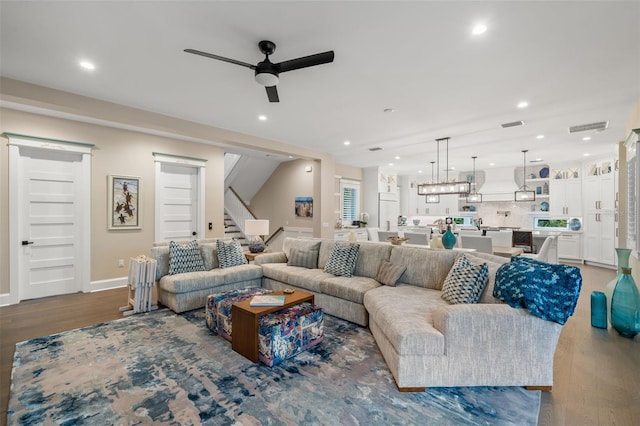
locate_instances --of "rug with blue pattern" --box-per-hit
[8,309,540,425]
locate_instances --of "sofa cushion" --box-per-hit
[320,275,381,304]
[216,240,248,269]
[493,256,582,324]
[389,247,457,290]
[441,254,489,304]
[159,264,262,294]
[199,242,220,270]
[261,264,333,293]
[353,243,393,278]
[467,253,507,304]
[282,237,321,259]
[287,247,319,269]
[363,285,446,355]
[324,243,360,277]
[169,240,206,275]
[375,261,407,287]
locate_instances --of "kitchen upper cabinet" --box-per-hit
[549,167,582,216]
[584,160,615,212]
[423,194,458,217]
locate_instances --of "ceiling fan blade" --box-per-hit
[276,51,334,73]
[265,86,279,103]
[184,49,256,69]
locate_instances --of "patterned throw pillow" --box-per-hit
[375,261,407,286]
[287,247,319,269]
[441,254,489,304]
[216,239,249,269]
[493,256,582,324]
[323,243,360,277]
[169,240,206,275]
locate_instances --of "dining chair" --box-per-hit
[512,230,535,253]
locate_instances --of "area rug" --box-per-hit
[8,309,540,425]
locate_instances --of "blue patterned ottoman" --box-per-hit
[258,302,324,367]
[206,287,273,340]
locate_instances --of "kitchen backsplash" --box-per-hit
[463,201,541,229]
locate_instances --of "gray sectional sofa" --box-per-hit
[256,237,563,390]
[151,240,262,313]
[152,236,563,390]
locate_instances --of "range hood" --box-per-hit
[477,167,519,202]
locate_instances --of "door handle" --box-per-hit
[21,240,34,245]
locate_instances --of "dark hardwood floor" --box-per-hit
[1,263,638,425]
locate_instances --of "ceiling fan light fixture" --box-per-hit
[255,71,279,87]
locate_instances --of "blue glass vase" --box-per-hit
[610,267,640,338]
[605,248,632,324]
[441,226,456,250]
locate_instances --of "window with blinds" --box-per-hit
[340,179,360,223]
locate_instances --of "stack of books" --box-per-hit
[249,295,286,307]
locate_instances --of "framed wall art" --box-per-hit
[295,196,313,218]
[108,175,141,230]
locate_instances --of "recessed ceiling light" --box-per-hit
[517,101,529,109]
[258,115,267,121]
[388,163,394,167]
[394,156,400,160]
[472,24,487,35]
[489,162,496,166]
[79,60,95,71]
[584,153,590,157]
[536,134,544,139]
[343,140,351,146]
[418,170,423,174]
[582,136,591,141]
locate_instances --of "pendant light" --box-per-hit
[514,149,536,201]
[425,161,440,203]
[417,137,471,196]
[466,156,483,203]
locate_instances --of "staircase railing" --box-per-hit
[224,187,256,237]
[265,226,285,246]
[225,187,283,248]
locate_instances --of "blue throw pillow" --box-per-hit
[216,240,249,269]
[493,257,582,324]
[324,243,360,277]
[169,240,206,275]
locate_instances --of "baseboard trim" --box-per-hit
[525,386,552,392]
[0,292,17,307]
[89,277,128,292]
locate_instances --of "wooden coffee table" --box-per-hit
[231,290,314,362]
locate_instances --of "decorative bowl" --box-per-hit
[569,218,582,231]
[412,219,421,226]
[540,201,549,211]
[539,167,550,178]
[387,236,409,246]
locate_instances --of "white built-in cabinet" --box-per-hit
[583,159,616,266]
[557,233,583,261]
[423,194,459,216]
[549,166,582,216]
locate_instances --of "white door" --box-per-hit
[8,135,92,303]
[155,156,205,242]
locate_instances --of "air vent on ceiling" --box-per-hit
[369,147,383,151]
[501,120,525,128]
[568,121,609,133]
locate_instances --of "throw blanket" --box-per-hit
[493,257,582,324]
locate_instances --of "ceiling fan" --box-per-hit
[184,40,334,102]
